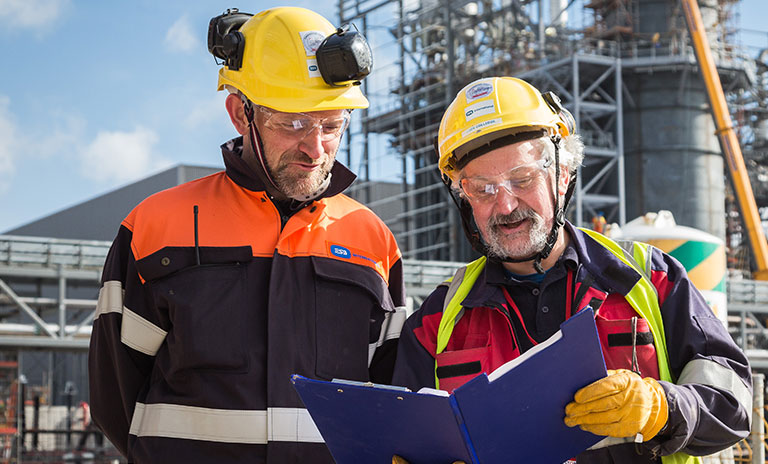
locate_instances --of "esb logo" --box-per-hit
[330,245,351,259]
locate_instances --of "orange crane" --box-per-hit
[680,0,768,280]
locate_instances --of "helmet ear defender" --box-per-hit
[316,25,373,86]
[208,9,253,71]
[541,91,575,137]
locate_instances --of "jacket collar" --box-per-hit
[565,221,641,296]
[458,221,640,308]
[220,136,357,201]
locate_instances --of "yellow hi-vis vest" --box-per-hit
[435,228,699,464]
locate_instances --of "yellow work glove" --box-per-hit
[392,455,465,464]
[563,369,668,442]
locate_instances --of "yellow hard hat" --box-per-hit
[437,77,574,180]
[216,7,369,112]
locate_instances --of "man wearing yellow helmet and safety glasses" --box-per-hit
[392,77,751,463]
[89,8,406,463]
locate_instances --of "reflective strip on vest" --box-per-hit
[95,280,124,319]
[369,306,407,366]
[678,358,752,419]
[121,308,167,356]
[580,229,672,383]
[435,257,486,388]
[129,403,323,444]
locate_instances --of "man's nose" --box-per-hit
[492,185,519,214]
[299,126,325,160]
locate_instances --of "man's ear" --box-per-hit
[225,94,250,135]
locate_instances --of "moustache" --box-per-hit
[488,208,541,227]
[279,152,323,166]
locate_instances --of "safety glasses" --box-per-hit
[258,106,351,142]
[459,157,552,203]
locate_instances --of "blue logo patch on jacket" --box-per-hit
[330,245,351,259]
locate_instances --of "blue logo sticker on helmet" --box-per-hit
[330,245,351,259]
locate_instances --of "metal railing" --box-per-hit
[0,235,109,270]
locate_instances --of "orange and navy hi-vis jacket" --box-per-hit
[88,138,406,464]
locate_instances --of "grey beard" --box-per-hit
[483,207,549,261]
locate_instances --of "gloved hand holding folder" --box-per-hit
[564,368,668,442]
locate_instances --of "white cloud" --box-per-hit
[184,93,227,129]
[80,127,171,183]
[0,0,69,29]
[0,96,18,193]
[30,112,85,159]
[165,15,199,54]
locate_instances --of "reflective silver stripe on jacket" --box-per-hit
[94,280,124,319]
[121,308,167,356]
[95,280,167,356]
[268,407,324,443]
[129,403,323,444]
[587,436,635,450]
[368,306,407,366]
[678,358,752,421]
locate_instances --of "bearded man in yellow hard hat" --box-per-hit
[89,8,406,463]
[392,77,751,464]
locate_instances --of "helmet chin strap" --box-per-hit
[242,96,281,193]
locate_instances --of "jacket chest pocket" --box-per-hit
[312,257,393,382]
[141,246,253,373]
[595,296,660,379]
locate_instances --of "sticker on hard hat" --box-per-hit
[307,58,322,78]
[464,101,496,122]
[300,31,325,56]
[466,82,493,103]
[461,118,502,138]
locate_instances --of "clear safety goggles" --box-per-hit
[459,156,552,203]
[258,106,351,142]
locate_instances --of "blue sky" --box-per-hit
[0,0,766,233]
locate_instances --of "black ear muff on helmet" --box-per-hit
[316,25,373,86]
[208,9,253,71]
[542,91,576,137]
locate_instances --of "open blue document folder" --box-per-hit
[292,308,607,464]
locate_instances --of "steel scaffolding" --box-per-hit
[337,0,759,266]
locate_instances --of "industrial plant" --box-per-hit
[2,0,768,461]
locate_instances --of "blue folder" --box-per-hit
[292,308,607,464]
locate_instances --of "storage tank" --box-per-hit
[607,210,727,326]
[622,0,726,241]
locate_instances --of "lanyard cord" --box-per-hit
[500,269,574,347]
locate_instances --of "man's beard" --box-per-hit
[270,151,334,199]
[481,207,550,261]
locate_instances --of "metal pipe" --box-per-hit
[615,57,626,226]
[58,264,66,338]
[751,373,764,464]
